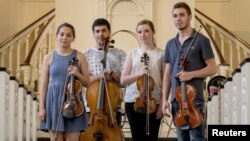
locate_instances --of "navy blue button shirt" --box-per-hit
[164,29,214,101]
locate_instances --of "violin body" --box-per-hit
[79,80,125,141]
[134,75,157,114]
[63,79,84,118]
[62,58,84,118]
[175,83,203,129]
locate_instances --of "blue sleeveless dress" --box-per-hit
[40,50,88,132]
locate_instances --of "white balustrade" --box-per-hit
[26,92,32,141]
[207,94,220,124]
[240,58,250,124]
[231,68,242,124]
[0,67,37,141]
[8,76,19,141]
[0,67,10,141]
[18,84,27,141]
[213,95,220,124]
[223,77,232,124]
[32,97,38,141]
[207,99,212,124]
[219,86,225,124]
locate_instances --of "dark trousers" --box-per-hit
[116,106,122,126]
[125,102,162,141]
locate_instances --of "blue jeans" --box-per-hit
[171,99,207,141]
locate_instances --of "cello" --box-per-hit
[174,27,203,130]
[79,39,125,141]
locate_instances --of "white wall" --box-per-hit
[154,0,194,50]
[1,0,250,47]
[0,0,10,43]
[55,0,194,52]
[55,0,99,52]
[0,0,54,43]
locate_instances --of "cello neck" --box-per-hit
[97,78,105,110]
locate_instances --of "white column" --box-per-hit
[0,67,10,141]
[207,100,212,124]
[223,78,232,124]
[20,64,32,86]
[1,51,6,66]
[213,95,220,124]
[219,34,225,57]
[26,92,32,141]
[32,97,38,141]
[219,86,225,124]
[9,46,14,75]
[240,58,250,124]
[8,76,19,141]
[231,68,242,124]
[98,0,107,18]
[228,40,233,72]
[219,64,230,78]
[18,84,27,141]
[25,34,31,58]
[16,40,22,78]
[208,95,220,124]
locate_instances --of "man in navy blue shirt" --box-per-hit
[161,2,217,141]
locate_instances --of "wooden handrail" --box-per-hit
[21,15,55,65]
[195,15,228,66]
[195,8,250,49]
[0,9,55,49]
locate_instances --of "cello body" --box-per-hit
[79,80,125,141]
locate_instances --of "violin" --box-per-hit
[134,52,157,134]
[134,52,157,114]
[62,57,84,118]
[79,39,125,141]
[174,27,203,129]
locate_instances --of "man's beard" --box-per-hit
[178,24,188,31]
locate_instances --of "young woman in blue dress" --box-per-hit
[39,23,90,141]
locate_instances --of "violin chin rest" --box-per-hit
[63,108,74,118]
